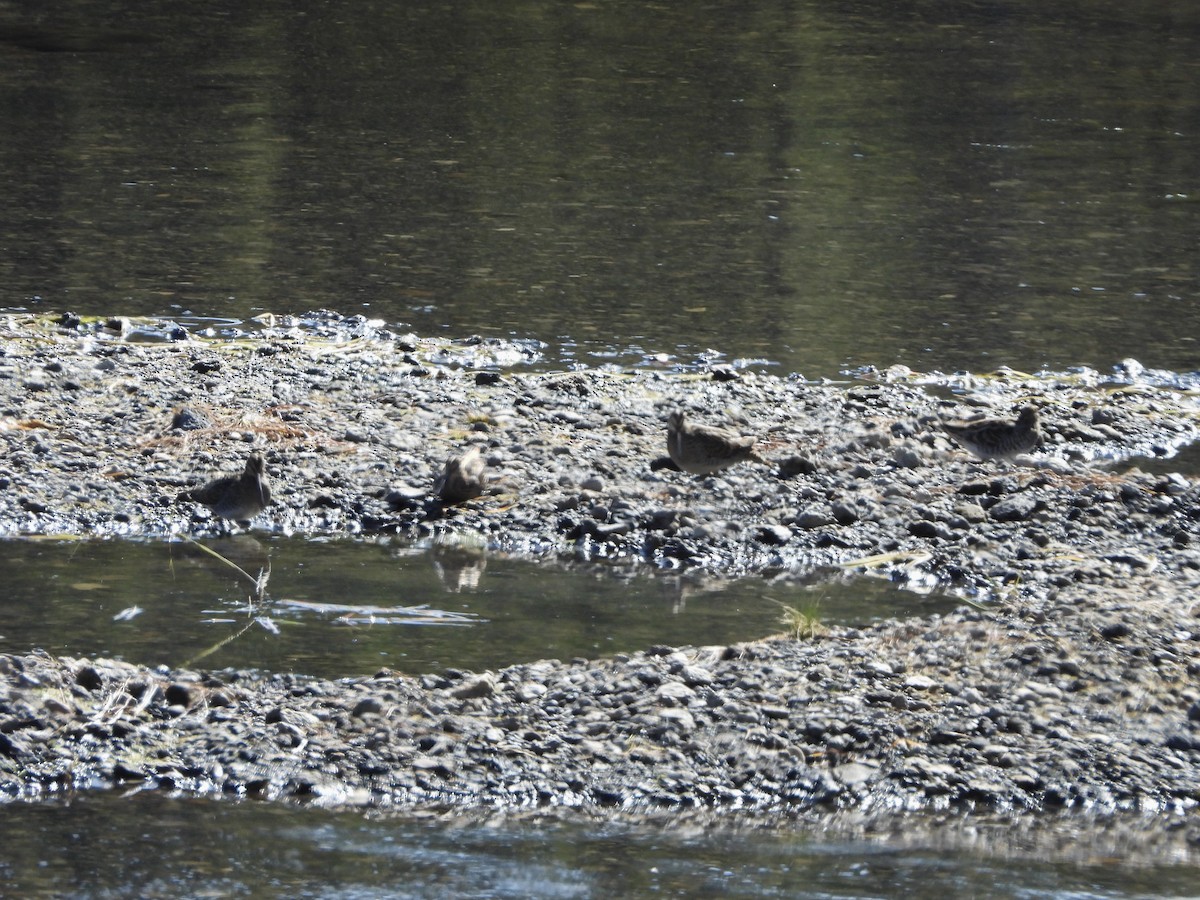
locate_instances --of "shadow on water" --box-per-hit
[1,791,1198,899]
[0,535,957,679]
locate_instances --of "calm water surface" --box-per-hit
[1,791,1198,899]
[0,536,955,679]
[3,1,1199,894]
[1,0,1198,377]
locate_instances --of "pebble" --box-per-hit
[989,493,1041,522]
[792,508,834,530]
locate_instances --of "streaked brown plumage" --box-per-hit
[434,446,487,504]
[942,405,1041,460]
[666,411,764,475]
[176,455,271,523]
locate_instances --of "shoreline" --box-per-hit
[1,312,1199,855]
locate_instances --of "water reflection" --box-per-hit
[0,536,957,679]
[2,1,1199,377]
[430,542,488,593]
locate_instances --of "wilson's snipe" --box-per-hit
[666,411,764,475]
[434,446,487,504]
[943,405,1041,460]
[176,455,271,524]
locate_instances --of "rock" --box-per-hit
[74,666,103,692]
[384,485,425,511]
[778,455,817,479]
[164,683,192,708]
[171,407,211,431]
[678,665,715,687]
[908,520,943,539]
[1103,550,1157,571]
[451,675,495,700]
[351,697,385,717]
[657,707,695,732]
[580,475,605,493]
[952,501,987,523]
[1099,621,1132,640]
[904,675,938,691]
[516,682,547,702]
[989,493,1041,522]
[656,682,694,704]
[1166,734,1200,752]
[833,762,877,786]
[830,501,859,525]
[792,507,834,529]
[892,444,924,469]
[756,524,792,546]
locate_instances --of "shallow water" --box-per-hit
[0,535,955,679]
[0,791,1197,899]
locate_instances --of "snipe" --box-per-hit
[666,411,764,475]
[176,455,271,525]
[942,405,1041,460]
[434,446,487,504]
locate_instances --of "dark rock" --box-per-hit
[351,697,385,717]
[830,501,859,525]
[989,493,1040,522]
[452,675,495,700]
[1103,550,1156,570]
[171,407,210,432]
[645,509,679,531]
[756,524,792,546]
[74,666,103,692]
[957,480,990,496]
[1099,621,1132,640]
[385,486,425,511]
[164,684,191,708]
[0,732,25,759]
[778,455,817,479]
[1166,733,1200,752]
[908,520,942,539]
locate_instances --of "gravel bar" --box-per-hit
[1,312,1199,853]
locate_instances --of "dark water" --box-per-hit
[4,0,1200,893]
[0,536,955,679]
[1,791,1197,899]
[1,1,1198,377]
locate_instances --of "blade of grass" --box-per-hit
[173,531,261,590]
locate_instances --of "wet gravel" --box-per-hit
[2,312,1200,851]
